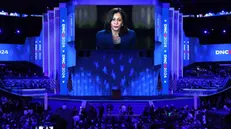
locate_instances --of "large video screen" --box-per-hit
[191,43,231,62]
[75,5,155,50]
[0,44,29,61]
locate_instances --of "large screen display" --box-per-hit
[75,5,155,50]
[191,43,231,62]
[0,44,29,61]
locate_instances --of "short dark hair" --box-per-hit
[104,8,128,36]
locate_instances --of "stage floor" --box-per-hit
[35,94,194,101]
[33,95,197,109]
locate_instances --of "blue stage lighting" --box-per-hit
[223,30,226,33]
[16,29,20,34]
[204,30,208,34]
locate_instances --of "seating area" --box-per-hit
[0,62,56,92]
[2,78,55,89]
[0,90,49,129]
[1,61,231,128]
[177,77,225,90]
[176,63,231,93]
[1,88,231,129]
[0,90,201,129]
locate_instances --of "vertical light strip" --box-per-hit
[176,11,179,78]
[50,11,55,79]
[174,11,177,77]
[54,9,57,79]
[60,3,68,94]
[48,12,51,77]
[42,15,45,73]
[180,14,184,77]
[168,8,172,76]
[170,8,174,77]
[162,3,170,95]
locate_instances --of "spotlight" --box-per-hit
[223,30,226,33]
[16,29,20,34]
[204,30,208,34]
[0,29,2,34]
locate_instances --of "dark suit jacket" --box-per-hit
[96,29,136,50]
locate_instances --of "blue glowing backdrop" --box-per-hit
[69,51,159,96]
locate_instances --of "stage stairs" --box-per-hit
[87,100,148,115]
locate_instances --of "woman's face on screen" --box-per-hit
[111,12,123,32]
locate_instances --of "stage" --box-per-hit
[33,95,198,112]
[45,94,193,100]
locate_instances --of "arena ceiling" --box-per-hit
[0,0,230,15]
[0,0,69,15]
[162,0,231,14]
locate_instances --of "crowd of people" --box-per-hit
[68,103,210,129]
[1,92,231,129]
[177,65,231,92]
[2,78,56,90]
[177,77,225,89]
[0,65,57,91]
[0,93,210,129]
[0,85,230,128]
[0,91,52,129]
[214,65,231,78]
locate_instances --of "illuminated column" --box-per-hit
[48,11,55,78]
[175,11,180,78]
[43,14,49,76]
[54,8,60,81]
[179,13,183,77]
[47,11,51,77]
[161,3,170,95]
[169,8,174,77]
[173,11,179,78]
[59,3,68,95]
